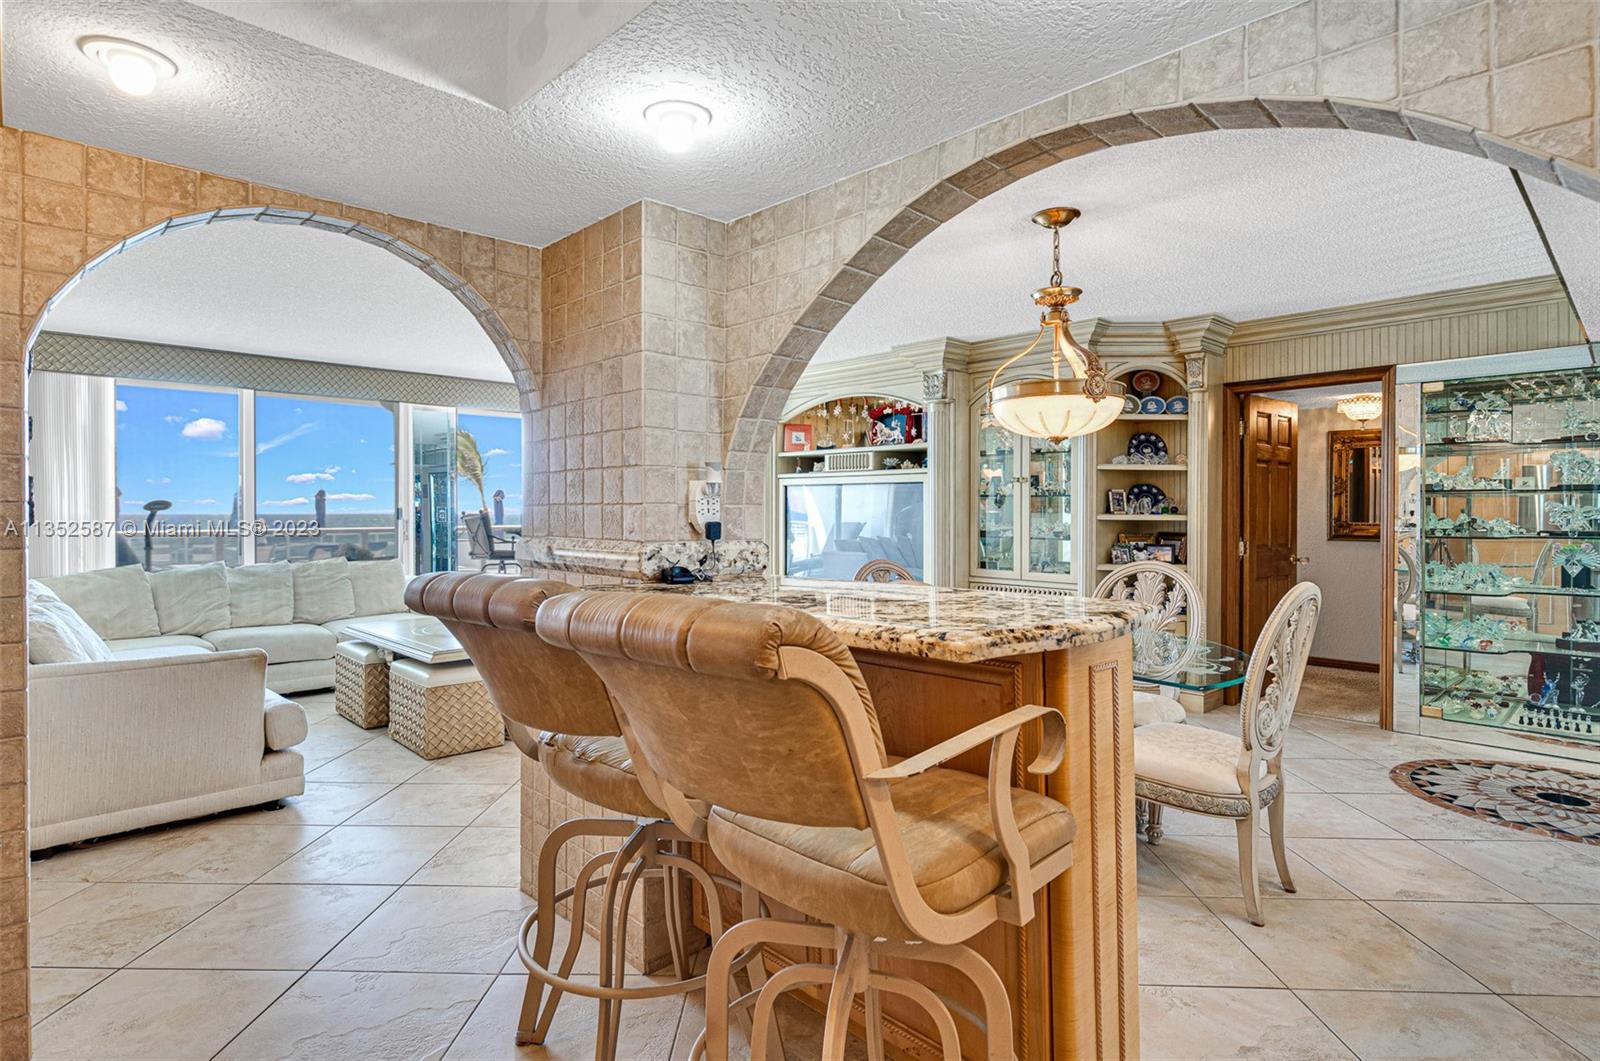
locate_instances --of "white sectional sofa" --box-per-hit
[40,556,414,693]
[26,557,413,849]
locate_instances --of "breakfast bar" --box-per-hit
[520,576,1143,1060]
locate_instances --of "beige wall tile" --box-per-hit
[1401,2,1490,93]
[1181,28,1246,98]
[84,148,141,198]
[1494,0,1596,67]
[1321,0,1398,53]
[1493,45,1595,136]
[1251,60,1319,95]
[1249,0,1319,76]
[1405,71,1493,127]
[20,134,82,185]
[1322,35,1399,100]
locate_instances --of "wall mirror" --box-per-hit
[1329,428,1381,540]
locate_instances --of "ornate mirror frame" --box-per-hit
[1329,428,1381,541]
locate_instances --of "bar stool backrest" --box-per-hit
[406,571,621,738]
[536,590,886,829]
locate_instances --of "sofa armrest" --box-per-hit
[28,649,274,833]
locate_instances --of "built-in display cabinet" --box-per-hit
[1088,367,1192,581]
[971,416,1075,585]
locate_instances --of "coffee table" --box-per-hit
[340,615,501,759]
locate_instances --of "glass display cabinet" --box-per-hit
[971,413,1075,586]
[1419,366,1600,747]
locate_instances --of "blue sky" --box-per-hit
[114,384,519,520]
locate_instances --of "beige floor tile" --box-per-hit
[444,973,682,1060]
[104,822,329,884]
[1300,989,1586,1060]
[1539,903,1600,940]
[132,883,395,970]
[1202,898,1487,992]
[1509,996,1600,1060]
[258,824,459,885]
[296,696,338,724]
[1283,757,1404,793]
[1375,901,1600,996]
[502,912,601,977]
[29,829,179,882]
[231,781,399,826]
[1336,791,1549,842]
[296,718,381,769]
[1151,807,1240,837]
[1148,834,1353,900]
[27,880,88,915]
[1137,896,1280,987]
[1137,843,1191,896]
[1422,840,1600,903]
[214,970,492,1061]
[318,884,532,973]
[410,827,521,887]
[349,782,508,826]
[411,744,520,785]
[30,881,238,967]
[1278,731,1381,760]
[1138,986,1355,1060]
[671,981,870,1061]
[305,738,430,783]
[471,787,522,829]
[31,968,295,1060]
[1270,792,1407,839]
[1288,838,1519,902]
[29,968,111,1024]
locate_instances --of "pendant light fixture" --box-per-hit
[1336,393,1383,425]
[986,208,1124,443]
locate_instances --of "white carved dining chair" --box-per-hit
[1133,582,1322,926]
[1092,561,1204,728]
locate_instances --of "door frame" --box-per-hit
[1221,366,1398,728]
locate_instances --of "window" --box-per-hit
[254,394,397,561]
[114,382,242,568]
[456,411,522,528]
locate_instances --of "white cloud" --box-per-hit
[484,447,509,457]
[256,421,318,453]
[115,399,127,412]
[184,498,219,506]
[325,492,377,501]
[259,497,310,507]
[284,465,340,484]
[181,417,227,440]
[163,414,185,424]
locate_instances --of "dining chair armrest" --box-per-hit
[863,704,1066,781]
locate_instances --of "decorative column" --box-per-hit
[919,364,970,586]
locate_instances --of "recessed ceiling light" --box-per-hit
[78,36,177,97]
[643,100,711,154]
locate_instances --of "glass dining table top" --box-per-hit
[1132,629,1250,691]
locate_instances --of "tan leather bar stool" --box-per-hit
[408,573,766,1059]
[536,590,1078,1061]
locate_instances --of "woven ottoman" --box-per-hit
[387,658,502,759]
[334,641,389,729]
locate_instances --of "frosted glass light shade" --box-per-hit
[990,378,1124,442]
[1336,393,1383,423]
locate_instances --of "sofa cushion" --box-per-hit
[263,691,308,751]
[106,634,213,659]
[348,559,406,618]
[149,562,231,636]
[40,566,160,640]
[205,623,336,665]
[291,557,356,625]
[27,581,114,664]
[322,611,413,641]
[227,562,293,627]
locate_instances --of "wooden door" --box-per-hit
[1241,396,1298,650]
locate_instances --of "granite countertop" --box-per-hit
[629,576,1143,663]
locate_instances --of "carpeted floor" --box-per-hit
[1295,665,1382,725]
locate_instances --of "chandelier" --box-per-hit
[986,208,1124,443]
[1336,393,1383,424]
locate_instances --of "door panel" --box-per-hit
[1242,396,1298,650]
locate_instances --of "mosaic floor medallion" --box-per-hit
[1391,759,1600,845]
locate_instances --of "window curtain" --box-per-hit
[28,371,117,578]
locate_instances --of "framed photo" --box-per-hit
[1147,544,1176,563]
[781,422,814,452]
[1107,489,1127,514]
[1110,544,1132,565]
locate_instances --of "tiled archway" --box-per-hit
[719,97,1600,531]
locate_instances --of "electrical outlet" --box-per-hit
[694,495,721,523]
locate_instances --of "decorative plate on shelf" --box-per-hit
[1139,396,1168,414]
[1131,370,1161,396]
[1166,395,1189,415]
[1127,432,1169,461]
[1128,483,1167,509]
[1123,394,1140,413]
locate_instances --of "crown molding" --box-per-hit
[1227,276,1568,346]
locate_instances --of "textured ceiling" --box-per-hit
[1524,176,1600,342]
[40,221,510,380]
[185,0,650,110]
[2,0,1278,245]
[813,129,1555,364]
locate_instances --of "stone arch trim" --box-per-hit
[25,205,533,400]
[721,96,1600,528]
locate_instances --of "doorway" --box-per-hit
[1224,368,1397,727]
